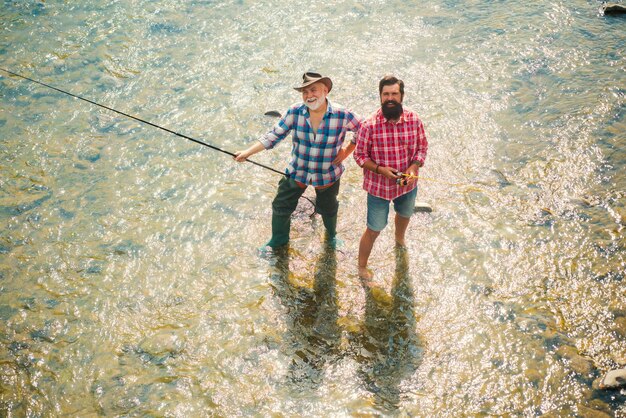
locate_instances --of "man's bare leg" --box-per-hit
[395,214,411,247]
[358,227,380,282]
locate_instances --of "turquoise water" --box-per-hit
[1,0,624,416]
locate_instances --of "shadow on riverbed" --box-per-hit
[269,243,423,411]
[349,246,424,412]
[269,241,341,390]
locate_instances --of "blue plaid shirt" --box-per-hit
[258,100,362,187]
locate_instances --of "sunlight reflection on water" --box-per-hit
[0,0,624,416]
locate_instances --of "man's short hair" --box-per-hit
[379,75,404,99]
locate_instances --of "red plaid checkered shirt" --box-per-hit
[354,108,428,200]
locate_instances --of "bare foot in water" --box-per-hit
[358,267,375,288]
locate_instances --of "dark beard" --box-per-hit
[381,100,403,120]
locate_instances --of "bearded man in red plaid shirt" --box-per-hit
[235,72,361,250]
[353,75,428,281]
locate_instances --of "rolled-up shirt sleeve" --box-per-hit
[353,121,372,167]
[412,119,428,167]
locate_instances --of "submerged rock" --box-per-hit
[0,192,52,216]
[601,3,626,15]
[135,331,185,365]
[524,368,543,386]
[555,345,594,376]
[612,353,626,366]
[614,316,626,338]
[0,305,18,321]
[577,404,612,418]
[599,368,626,389]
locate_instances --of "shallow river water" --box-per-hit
[1,0,625,416]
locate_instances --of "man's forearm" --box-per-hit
[361,159,379,174]
[234,140,266,162]
[344,141,356,156]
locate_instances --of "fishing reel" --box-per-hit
[395,171,419,186]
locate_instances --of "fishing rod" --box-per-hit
[0,67,286,177]
[395,171,462,188]
[1,69,439,212]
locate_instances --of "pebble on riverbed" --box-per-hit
[598,368,626,390]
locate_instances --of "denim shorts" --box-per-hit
[366,187,418,232]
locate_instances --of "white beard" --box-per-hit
[305,95,326,111]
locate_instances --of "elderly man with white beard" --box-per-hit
[235,72,362,250]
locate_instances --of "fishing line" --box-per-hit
[0,67,286,177]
